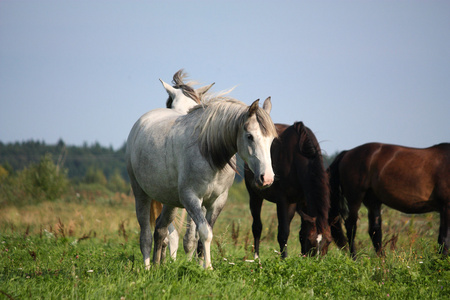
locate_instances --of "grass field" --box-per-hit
[1,182,449,299]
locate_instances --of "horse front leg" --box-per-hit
[202,192,228,269]
[438,202,450,255]
[249,193,264,259]
[183,206,206,261]
[276,198,290,258]
[182,194,215,270]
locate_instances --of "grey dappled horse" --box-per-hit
[126,96,277,269]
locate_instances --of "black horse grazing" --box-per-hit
[245,122,331,258]
[328,142,450,257]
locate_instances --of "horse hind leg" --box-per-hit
[167,223,179,259]
[330,216,348,250]
[329,205,348,250]
[153,205,177,265]
[345,201,362,259]
[159,222,179,263]
[133,186,153,270]
[183,211,200,260]
[365,194,383,256]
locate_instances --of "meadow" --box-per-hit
[1,181,448,299]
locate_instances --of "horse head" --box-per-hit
[160,69,215,114]
[299,210,332,256]
[237,97,277,188]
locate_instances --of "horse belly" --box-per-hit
[134,157,181,206]
[201,171,235,207]
[374,169,437,213]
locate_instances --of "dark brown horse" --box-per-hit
[245,122,331,258]
[328,142,450,257]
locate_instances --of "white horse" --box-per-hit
[151,69,215,260]
[126,97,277,269]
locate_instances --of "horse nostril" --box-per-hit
[260,174,265,183]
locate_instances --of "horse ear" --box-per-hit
[196,82,215,96]
[331,216,341,226]
[299,210,316,224]
[159,79,176,99]
[296,122,318,158]
[248,99,260,116]
[262,97,272,114]
[294,122,305,134]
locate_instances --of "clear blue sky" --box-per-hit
[1,1,449,155]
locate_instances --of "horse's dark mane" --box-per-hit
[166,69,200,108]
[294,122,331,235]
[296,122,320,159]
[435,142,450,149]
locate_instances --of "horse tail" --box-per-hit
[149,200,187,232]
[327,151,350,249]
[328,151,349,220]
[150,200,163,229]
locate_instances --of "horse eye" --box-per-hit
[247,134,254,141]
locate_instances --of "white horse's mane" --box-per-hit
[187,98,276,170]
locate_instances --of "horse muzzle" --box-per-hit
[254,173,274,189]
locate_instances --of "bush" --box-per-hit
[25,153,68,201]
[84,166,107,186]
[0,154,68,206]
[107,169,129,193]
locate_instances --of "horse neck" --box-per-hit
[288,124,330,234]
[193,104,244,171]
[307,157,330,235]
[172,97,198,113]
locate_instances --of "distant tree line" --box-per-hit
[0,140,132,206]
[0,139,338,182]
[0,139,128,182]
[0,139,338,206]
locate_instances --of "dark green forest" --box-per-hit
[0,139,127,182]
[0,140,132,206]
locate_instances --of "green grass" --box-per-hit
[1,182,449,299]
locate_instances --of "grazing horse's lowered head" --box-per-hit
[299,211,331,256]
[160,69,215,114]
[245,121,331,259]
